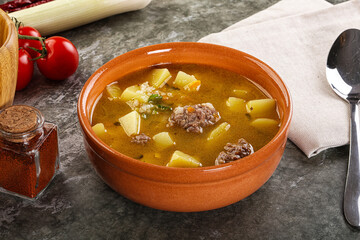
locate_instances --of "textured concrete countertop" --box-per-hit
[0,0,358,239]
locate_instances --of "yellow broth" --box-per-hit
[91,64,280,167]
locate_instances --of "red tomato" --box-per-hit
[36,36,79,81]
[18,26,42,59]
[16,49,34,91]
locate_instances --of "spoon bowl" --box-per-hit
[326,28,360,228]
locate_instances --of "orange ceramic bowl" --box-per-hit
[77,42,292,212]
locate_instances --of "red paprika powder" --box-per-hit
[0,105,59,199]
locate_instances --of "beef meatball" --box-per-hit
[215,138,254,165]
[167,103,221,133]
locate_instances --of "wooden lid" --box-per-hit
[0,105,38,133]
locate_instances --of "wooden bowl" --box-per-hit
[0,9,18,110]
[77,42,292,212]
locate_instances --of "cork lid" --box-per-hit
[0,105,40,134]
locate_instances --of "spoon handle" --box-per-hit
[344,100,360,228]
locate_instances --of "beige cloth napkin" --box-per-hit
[199,0,360,157]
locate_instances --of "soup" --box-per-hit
[91,64,280,167]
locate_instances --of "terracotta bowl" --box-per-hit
[77,42,292,212]
[0,9,18,110]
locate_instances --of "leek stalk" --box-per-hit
[9,0,152,36]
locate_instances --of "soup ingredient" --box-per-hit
[251,118,279,133]
[167,103,221,133]
[106,84,122,100]
[121,82,173,116]
[92,123,107,138]
[148,94,163,104]
[207,122,230,141]
[131,133,150,145]
[0,0,53,13]
[173,71,200,91]
[153,132,175,149]
[246,99,276,118]
[36,36,79,81]
[0,105,59,199]
[119,110,141,136]
[150,68,171,88]
[184,80,201,91]
[120,85,148,103]
[16,49,34,91]
[226,97,246,112]
[166,150,202,168]
[215,138,254,165]
[232,89,249,98]
[18,25,42,58]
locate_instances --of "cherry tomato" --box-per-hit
[16,49,34,91]
[36,36,79,81]
[18,26,42,59]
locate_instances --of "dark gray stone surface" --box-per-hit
[0,0,357,239]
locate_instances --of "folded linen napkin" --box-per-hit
[199,0,360,157]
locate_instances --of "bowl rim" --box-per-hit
[77,42,293,182]
[0,9,15,51]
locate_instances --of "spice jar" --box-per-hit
[0,105,59,199]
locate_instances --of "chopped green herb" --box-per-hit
[157,104,172,111]
[148,94,163,104]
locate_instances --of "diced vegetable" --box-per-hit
[148,94,163,104]
[119,111,141,136]
[232,89,254,99]
[250,118,279,133]
[166,150,202,168]
[92,123,107,138]
[150,68,171,88]
[156,104,172,111]
[207,122,230,141]
[173,71,198,88]
[120,85,147,103]
[226,97,246,112]
[153,132,175,149]
[246,99,276,117]
[106,84,122,100]
[184,80,201,91]
[187,106,195,112]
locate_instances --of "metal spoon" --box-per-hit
[327,28,360,228]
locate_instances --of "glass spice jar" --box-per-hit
[0,105,59,199]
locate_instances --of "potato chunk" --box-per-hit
[246,99,276,117]
[105,84,122,100]
[173,71,198,88]
[119,111,141,136]
[226,97,246,112]
[153,132,175,149]
[250,118,279,133]
[232,89,254,100]
[150,68,171,88]
[120,85,147,103]
[207,122,230,141]
[92,123,107,138]
[233,89,248,97]
[166,150,202,168]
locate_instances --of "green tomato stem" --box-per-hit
[18,34,47,61]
